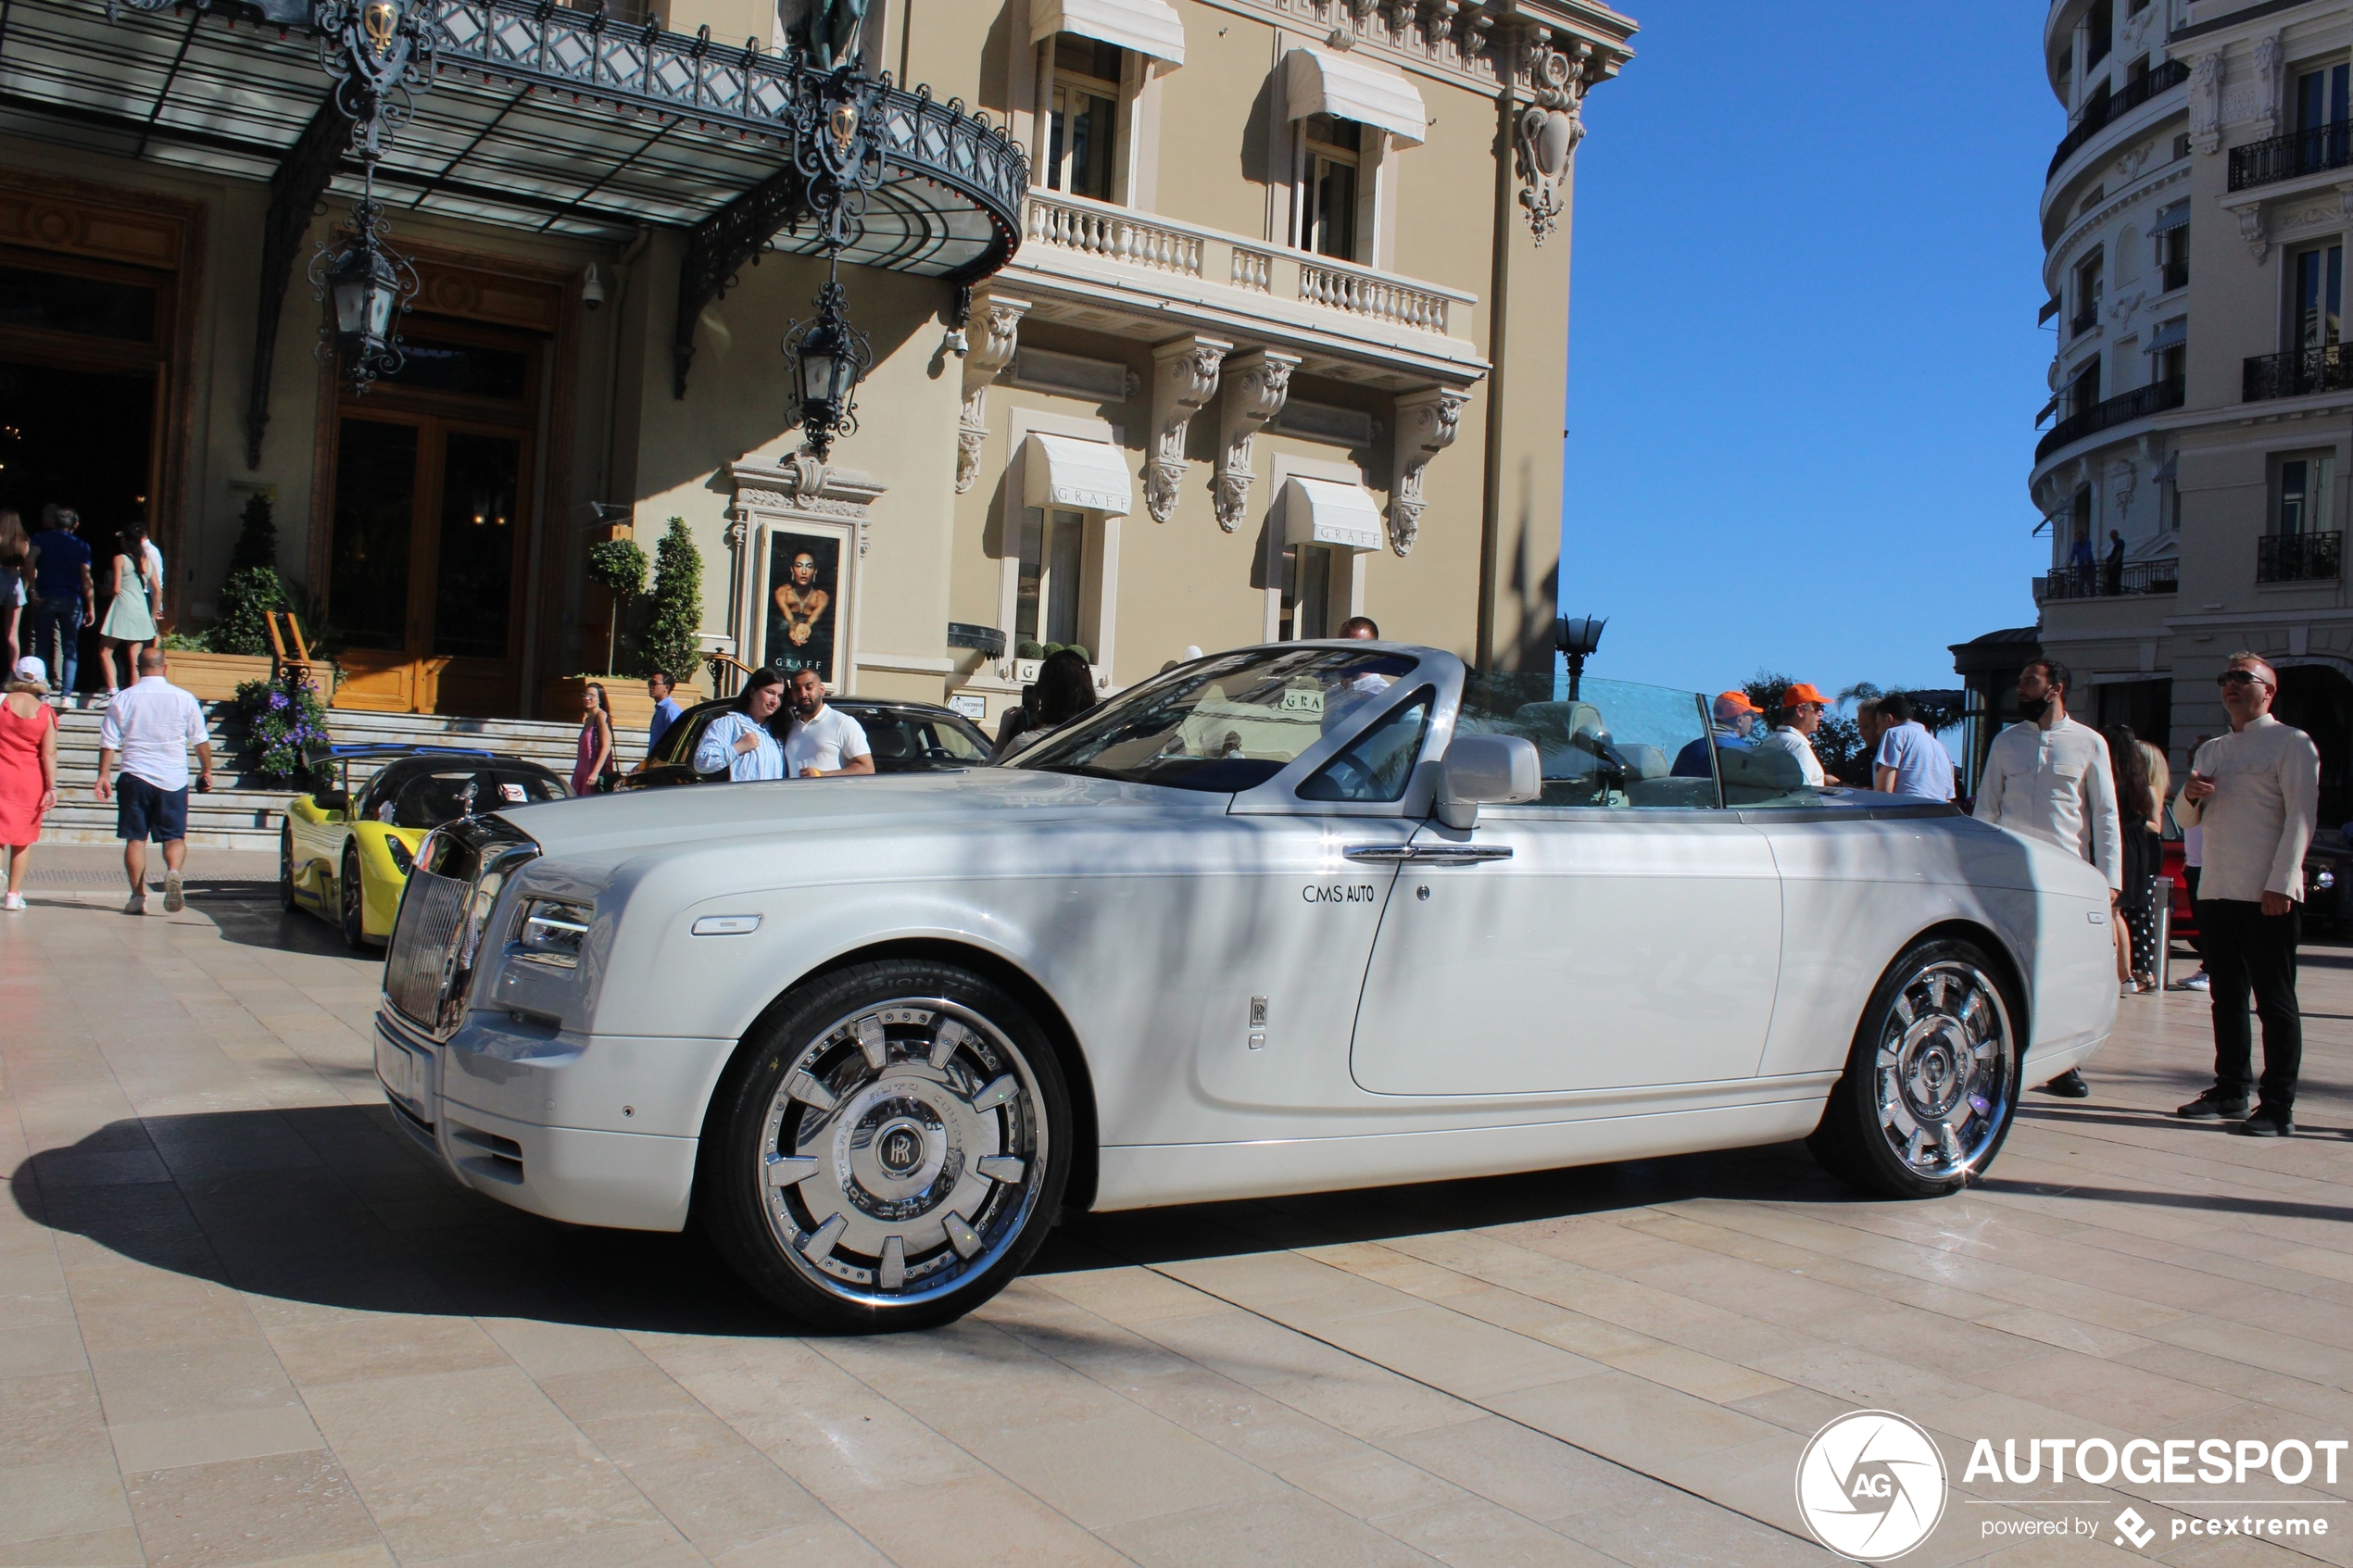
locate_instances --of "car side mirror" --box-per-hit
[1436,734,1541,829]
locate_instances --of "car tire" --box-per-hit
[339,846,369,951]
[1808,936,2020,1199]
[699,958,1072,1332]
[279,824,299,913]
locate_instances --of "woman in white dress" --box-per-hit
[95,522,158,697]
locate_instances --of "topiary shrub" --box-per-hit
[640,517,705,688]
[585,535,649,677]
[209,494,288,657]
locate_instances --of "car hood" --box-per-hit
[493,767,1228,864]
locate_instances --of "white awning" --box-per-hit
[2146,316,2187,352]
[1281,475,1384,552]
[1283,47,1427,147]
[1031,0,1185,67]
[2149,200,2190,236]
[1025,432,1133,515]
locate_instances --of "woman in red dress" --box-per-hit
[1,654,60,911]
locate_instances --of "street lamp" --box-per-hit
[1556,614,1605,701]
[312,194,417,391]
[782,266,873,460]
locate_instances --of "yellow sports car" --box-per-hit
[280,746,570,948]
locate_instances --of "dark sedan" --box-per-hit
[620,696,993,788]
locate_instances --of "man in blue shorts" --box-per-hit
[95,649,213,915]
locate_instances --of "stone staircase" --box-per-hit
[43,703,649,850]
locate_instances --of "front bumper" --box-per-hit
[374,1005,736,1232]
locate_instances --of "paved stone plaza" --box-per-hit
[3,856,2350,1567]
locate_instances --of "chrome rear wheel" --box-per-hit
[1810,938,2020,1198]
[1870,959,2014,1184]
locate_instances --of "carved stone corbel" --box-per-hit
[1212,349,1300,533]
[1513,27,1590,243]
[1388,387,1468,557]
[954,291,1029,495]
[2238,202,2270,262]
[2190,52,2223,155]
[1145,334,1231,523]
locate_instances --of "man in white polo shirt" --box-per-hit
[95,649,213,915]
[782,667,874,779]
[1974,656,2121,1099]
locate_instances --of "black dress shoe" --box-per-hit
[2234,1107,2296,1137]
[2177,1087,2252,1119]
[2040,1069,2090,1098]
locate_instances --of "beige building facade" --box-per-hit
[2033,0,2353,822]
[0,0,1633,726]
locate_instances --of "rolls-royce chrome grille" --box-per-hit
[383,818,540,1038]
[385,869,468,1031]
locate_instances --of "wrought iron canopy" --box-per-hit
[12,0,1026,271]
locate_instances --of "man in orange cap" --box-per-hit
[1671,690,1762,777]
[1757,682,1832,787]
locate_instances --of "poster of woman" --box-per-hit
[765,533,839,684]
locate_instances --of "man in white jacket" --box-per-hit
[2171,654,2320,1137]
[1974,657,2122,1098]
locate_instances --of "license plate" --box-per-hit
[376,1032,425,1110]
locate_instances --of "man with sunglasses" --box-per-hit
[2172,655,2319,1136]
[1975,657,2122,1099]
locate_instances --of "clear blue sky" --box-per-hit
[1563,0,2055,700]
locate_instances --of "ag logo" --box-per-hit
[1794,1411,1947,1562]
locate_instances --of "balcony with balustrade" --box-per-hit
[1002,189,1484,391]
[2048,58,2189,182]
[2032,559,2180,603]
[2034,375,2184,464]
[2258,531,2343,584]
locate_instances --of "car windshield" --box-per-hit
[381,767,563,828]
[1013,646,1417,793]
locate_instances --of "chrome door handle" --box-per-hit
[1343,844,1514,865]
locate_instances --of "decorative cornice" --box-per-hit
[1182,0,1634,100]
[724,454,886,554]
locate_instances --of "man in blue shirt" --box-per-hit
[646,671,685,756]
[1871,692,1957,802]
[1671,690,1761,778]
[24,506,94,705]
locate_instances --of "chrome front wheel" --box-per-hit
[706,960,1070,1330]
[1811,939,2020,1198]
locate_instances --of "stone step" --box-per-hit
[36,703,645,850]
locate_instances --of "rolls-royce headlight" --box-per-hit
[515,897,593,968]
[2315,867,2337,892]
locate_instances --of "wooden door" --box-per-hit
[323,322,538,716]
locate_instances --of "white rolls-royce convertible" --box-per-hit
[374,643,2116,1330]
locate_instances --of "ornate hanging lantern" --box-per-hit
[781,267,874,460]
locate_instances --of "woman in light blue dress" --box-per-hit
[96,522,158,696]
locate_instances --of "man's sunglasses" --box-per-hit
[2217,670,2273,689]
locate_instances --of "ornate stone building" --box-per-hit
[0,0,1634,723]
[2032,0,2353,821]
